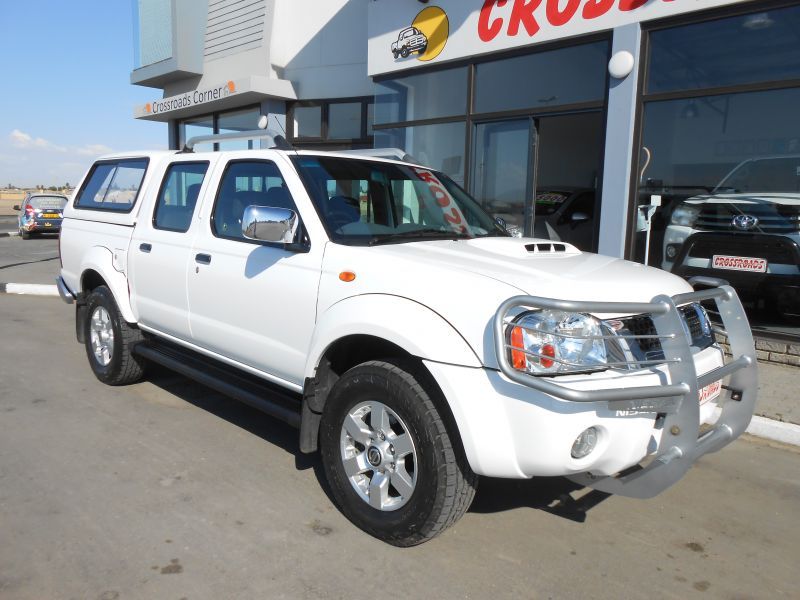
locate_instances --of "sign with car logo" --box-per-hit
[391,6,449,63]
[732,214,759,231]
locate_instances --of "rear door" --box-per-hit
[129,157,217,342]
[186,157,323,387]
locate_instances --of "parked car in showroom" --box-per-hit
[662,156,800,320]
[535,188,597,251]
[14,193,68,239]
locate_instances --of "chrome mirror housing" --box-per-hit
[242,205,299,244]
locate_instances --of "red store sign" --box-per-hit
[368,0,749,76]
[478,0,677,42]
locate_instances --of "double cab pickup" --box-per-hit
[57,131,757,546]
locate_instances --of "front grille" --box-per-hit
[684,233,799,264]
[615,304,713,363]
[695,203,800,234]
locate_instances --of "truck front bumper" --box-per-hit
[426,285,757,499]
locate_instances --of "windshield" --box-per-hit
[715,156,800,194]
[291,155,506,245]
[27,196,67,210]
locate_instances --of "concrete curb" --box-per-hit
[0,279,797,447]
[0,231,20,238]
[0,283,60,297]
[746,415,800,447]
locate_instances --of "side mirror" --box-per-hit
[242,205,299,244]
[495,215,522,238]
[571,212,591,225]
[12,204,20,211]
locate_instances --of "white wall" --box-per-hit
[271,0,372,99]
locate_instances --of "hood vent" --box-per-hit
[525,242,567,253]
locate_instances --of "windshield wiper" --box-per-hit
[368,229,471,246]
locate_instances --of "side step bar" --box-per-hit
[134,341,302,428]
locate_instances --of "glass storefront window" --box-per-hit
[294,105,322,138]
[648,6,800,94]
[374,68,468,125]
[635,87,800,330]
[179,116,213,150]
[474,42,608,114]
[375,122,466,185]
[217,108,260,150]
[328,102,362,139]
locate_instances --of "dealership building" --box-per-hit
[132,0,800,339]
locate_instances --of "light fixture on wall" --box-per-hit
[608,51,635,79]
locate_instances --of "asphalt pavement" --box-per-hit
[1,293,798,599]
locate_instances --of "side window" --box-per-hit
[153,162,209,232]
[212,161,297,241]
[75,159,148,212]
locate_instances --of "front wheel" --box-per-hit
[83,285,146,385]
[20,228,30,240]
[319,360,477,546]
[400,47,410,58]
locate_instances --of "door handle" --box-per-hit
[139,243,152,253]
[195,253,212,265]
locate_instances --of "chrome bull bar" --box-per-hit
[493,285,757,499]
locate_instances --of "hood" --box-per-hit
[369,237,691,303]
[320,237,693,368]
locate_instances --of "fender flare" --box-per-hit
[79,246,137,323]
[304,294,482,379]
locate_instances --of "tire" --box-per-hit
[392,49,399,59]
[319,359,477,546]
[83,285,146,386]
[400,47,410,58]
[20,229,30,240]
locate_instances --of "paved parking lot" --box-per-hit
[1,233,799,599]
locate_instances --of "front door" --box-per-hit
[186,158,322,388]
[471,112,604,251]
[471,118,535,237]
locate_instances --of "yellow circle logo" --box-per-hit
[392,6,449,63]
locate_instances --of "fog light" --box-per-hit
[571,427,599,459]
[666,244,680,260]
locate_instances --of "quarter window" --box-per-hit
[212,161,297,241]
[153,162,209,232]
[75,159,148,212]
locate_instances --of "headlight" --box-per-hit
[507,310,608,376]
[670,203,701,227]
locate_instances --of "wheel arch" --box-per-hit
[299,294,481,455]
[78,247,136,323]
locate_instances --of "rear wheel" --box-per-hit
[83,285,146,385]
[20,229,30,240]
[400,46,410,58]
[319,359,477,546]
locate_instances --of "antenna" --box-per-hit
[268,114,295,152]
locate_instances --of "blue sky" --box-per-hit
[0,1,167,188]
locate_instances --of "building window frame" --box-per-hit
[371,32,611,193]
[176,104,264,151]
[626,0,800,261]
[287,97,375,149]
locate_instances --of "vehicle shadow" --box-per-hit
[470,477,611,523]
[144,364,610,522]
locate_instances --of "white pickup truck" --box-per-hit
[57,130,757,546]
